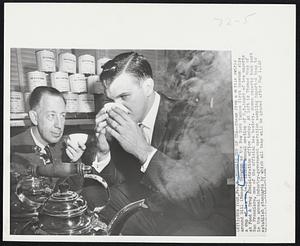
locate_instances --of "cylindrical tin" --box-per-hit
[78,93,95,112]
[87,75,103,94]
[58,53,76,74]
[93,82,105,94]
[69,74,87,93]
[24,92,31,112]
[78,55,95,75]
[36,50,56,72]
[50,72,70,92]
[63,92,79,113]
[10,91,25,113]
[97,57,111,75]
[27,71,47,91]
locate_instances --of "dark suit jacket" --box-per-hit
[82,93,235,235]
[10,128,83,191]
[82,93,175,184]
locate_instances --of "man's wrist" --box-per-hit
[138,145,156,164]
[92,151,111,173]
[96,151,110,162]
[140,147,157,173]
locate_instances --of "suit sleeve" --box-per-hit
[142,146,229,219]
[81,142,126,185]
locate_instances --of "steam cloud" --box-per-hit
[155,51,234,203]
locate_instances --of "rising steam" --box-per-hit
[155,50,234,202]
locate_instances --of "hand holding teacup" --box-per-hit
[65,133,88,162]
[94,102,129,156]
[95,102,129,135]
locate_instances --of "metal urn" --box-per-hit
[10,172,54,234]
[16,163,148,235]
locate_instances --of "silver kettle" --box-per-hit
[16,163,148,235]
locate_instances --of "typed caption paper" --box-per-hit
[3,3,295,243]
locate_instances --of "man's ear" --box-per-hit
[142,78,154,96]
[29,110,38,126]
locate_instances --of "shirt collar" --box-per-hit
[30,127,46,151]
[141,91,161,131]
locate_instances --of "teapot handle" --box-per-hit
[15,176,51,209]
[18,217,47,235]
[83,173,110,214]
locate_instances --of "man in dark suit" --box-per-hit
[79,52,235,236]
[10,86,84,234]
[10,86,83,193]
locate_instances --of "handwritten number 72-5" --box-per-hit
[214,13,256,27]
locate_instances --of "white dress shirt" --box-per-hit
[31,127,47,154]
[92,92,161,173]
[31,127,51,165]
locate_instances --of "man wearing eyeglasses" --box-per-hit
[80,52,235,236]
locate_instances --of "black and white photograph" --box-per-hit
[10,48,235,236]
[3,3,295,244]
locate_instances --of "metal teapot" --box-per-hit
[10,173,54,234]
[15,175,54,210]
[17,163,148,235]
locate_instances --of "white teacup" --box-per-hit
[103,102,129,114]
[67,133,88,147]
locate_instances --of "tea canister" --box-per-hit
[63,92,79,113]
[51,72,70,92]
[59,52,76,74]
[27,71,47,91]
[78,54,95,75]
[10,91,25,113]
[36,50,56,72]
[69,73,87,93]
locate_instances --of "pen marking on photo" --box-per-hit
[244,189,250,216]
[235,153,247,186]
[213,12,256,27]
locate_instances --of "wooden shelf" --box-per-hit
[10,112,95,127]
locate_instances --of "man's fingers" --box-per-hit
[107,109,126,125]
[106,126,121,142]
[67,140,85,154]
[66,140,79,152]
[78,142,86,150]
[96,133,110,153]
[111,107,130,121]
[95,121,108,132]
[95,112,109,125]
[95,108,106,118]
[106,118,121,133]
[66,148,73,158]
[97,133,108,145]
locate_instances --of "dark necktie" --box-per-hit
[43,145,53,164]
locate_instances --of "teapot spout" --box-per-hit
[106,199,148,235]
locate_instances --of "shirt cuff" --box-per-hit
[140,148,157,173]
[92,152,111,173]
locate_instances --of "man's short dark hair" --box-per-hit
[29,86,66,110]
[100,52,153,88]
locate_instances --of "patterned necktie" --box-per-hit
[43,145,53,164]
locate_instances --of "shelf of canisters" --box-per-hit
[10,113,96,127]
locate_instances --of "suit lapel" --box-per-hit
[151,94,172,149]
[22,128,36,146]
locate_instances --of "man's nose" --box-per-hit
[54,115,64,129]
[114,98,122,104]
